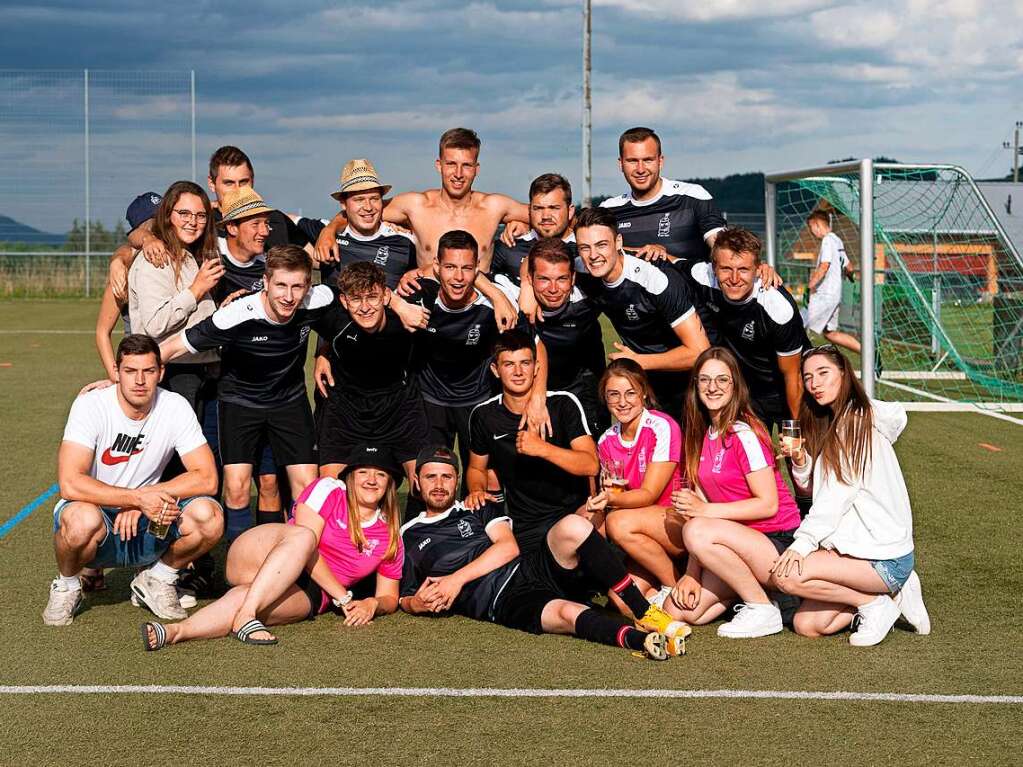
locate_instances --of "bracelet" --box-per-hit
[332,592,353,609]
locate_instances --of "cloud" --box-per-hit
[594,0,832,22]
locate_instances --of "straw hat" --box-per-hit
[218,188,275,226]
[330,159,392,201]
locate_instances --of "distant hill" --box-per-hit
[0,214,66,245]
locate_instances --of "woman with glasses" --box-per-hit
[664,347,801,639]
[597,359,684,604]
[128,180,224,409]
[771,345,929,646]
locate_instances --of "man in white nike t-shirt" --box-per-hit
[802,210,861,354]
[43,335,223,627]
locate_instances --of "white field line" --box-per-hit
[0,329,110,334]
[0,684,1019,705]
[878,378,1023,425]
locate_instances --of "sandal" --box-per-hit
[81,569,106,592]
[140,621,167,652]
[231,619,278,645]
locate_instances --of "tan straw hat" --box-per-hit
[218,188,275,226]
[330,158,392,201]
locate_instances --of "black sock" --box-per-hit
[256,509,283,525]
[225,505,252,542]
[574,608,648,651]
[576,529,650,617]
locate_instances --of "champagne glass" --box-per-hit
[781,420,803,455]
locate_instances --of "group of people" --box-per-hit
[43,126,929,660]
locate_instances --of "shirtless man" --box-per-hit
[314,128,528,326]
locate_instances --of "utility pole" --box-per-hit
[582,0,592,207]
[1003,120,1022,183]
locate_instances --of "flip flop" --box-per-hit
[231,619,278,645]
[140,622,167,652]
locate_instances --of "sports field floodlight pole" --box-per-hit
[764,178,777,267]
[190,71,197,182]
[84,68,91,297]
[582,0,592,207]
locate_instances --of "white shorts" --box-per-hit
[802,296,840,334]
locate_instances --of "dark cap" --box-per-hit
[414,444,460,476]
[340,444,404,487]
[126,192,163,232]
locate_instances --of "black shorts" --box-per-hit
[318,387,429,466]
[423,400,477,477]
[493,541,592,635]
[647,371,687,424]
[219,397,316,467]
[751,397,789,434]
[293,571,325,619]
[563,371,610,436]
[763,528,796,556]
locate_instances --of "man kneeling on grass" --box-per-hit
[399,446,691,660]
[44,334,223,626]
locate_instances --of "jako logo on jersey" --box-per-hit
[457,518,473,538]
[374,246,389,265]
[101,432,145,465]
[466,324,481,345]
[618,222,632,229]
[741,321,755,341]
[418,537,431,550]
[657,212,671,238]
[625,304,639,322]
[340,239,350,246]
[251,335,269,342]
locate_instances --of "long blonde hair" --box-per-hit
[799,346,873,484]
[683,347,770,490]
[344,472,401,562]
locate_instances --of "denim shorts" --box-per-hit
[869,550,915,593]
[52,496,219,569]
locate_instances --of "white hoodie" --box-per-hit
[788,400,914,560]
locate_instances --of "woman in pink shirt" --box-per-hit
[666,347,800,640]
[598,359,684,599]
[140,445,405,649]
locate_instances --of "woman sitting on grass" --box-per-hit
[598,359,684,601]
[772,345,929,646]
[141,445,404,650]
[663,347,801,639]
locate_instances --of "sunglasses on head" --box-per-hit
[801,343,840,358]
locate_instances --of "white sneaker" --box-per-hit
[130,570,188,620]
[130,587,196,610]
[893,570,930,635]
[849,595,901,646]
[42,579,84,626]
[717,601,783,639]
[648,585,673,609]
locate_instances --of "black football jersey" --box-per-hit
[490,230,577,291]
[212,237,267,305]
[316,306,417,393]
[524,288,605,389]
[297,218,417,290]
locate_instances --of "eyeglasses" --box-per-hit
[802,343,839,358]
[173,209,209,224]
[697,375,733,389]
[605,390,641,405]
[345,292,385,307]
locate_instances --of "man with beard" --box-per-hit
[400,446,689,660]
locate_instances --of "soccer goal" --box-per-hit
[765,160,1023,419]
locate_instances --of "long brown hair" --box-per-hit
[150,180,218,285]
[683,347,770,489]
[799,345,873,484]
[344,470,401,562]
[598,358,659,413]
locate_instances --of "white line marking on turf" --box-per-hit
[0,330,113,334]
[0,685,1019,704]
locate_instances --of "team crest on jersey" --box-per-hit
[712,447,726,474]
[741,321,755,341]
[374,246,390,265]
[466,324,481,345]
[362,537,380,557]
[625,304,639,322]
[300,326,311,342]
[457,518,474,538]
[251,278,264,290]
[657,212,671,238]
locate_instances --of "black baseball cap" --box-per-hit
[126,192,163,232]
[340,445,404,487]
[414,444,460,476]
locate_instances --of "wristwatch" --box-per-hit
[332,592,353,609]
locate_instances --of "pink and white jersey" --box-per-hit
[291,477,404,612]
[697,421,800,533]
[598,409,681,506]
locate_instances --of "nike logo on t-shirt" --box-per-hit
[494,433,511,440]
[100,447,143,465]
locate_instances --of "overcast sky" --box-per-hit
[1,0,1021,232]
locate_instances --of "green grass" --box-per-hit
[1,299,1022,766]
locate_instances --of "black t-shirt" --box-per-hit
[183,284,337,408]
[212,237,267,305]
[297,218,417,290]
[400,502,519,621]
[212,207,310,251]
[408,280,500,407]
[316,306,417,394]
[523,289,605,389]
[584,254,696,355]
[600,179,725,262]
[681,261,809,412]
[468,392,591,553]
[490,230,577,291]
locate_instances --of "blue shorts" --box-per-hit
[52,496,219,569]
[870,550,915,593]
